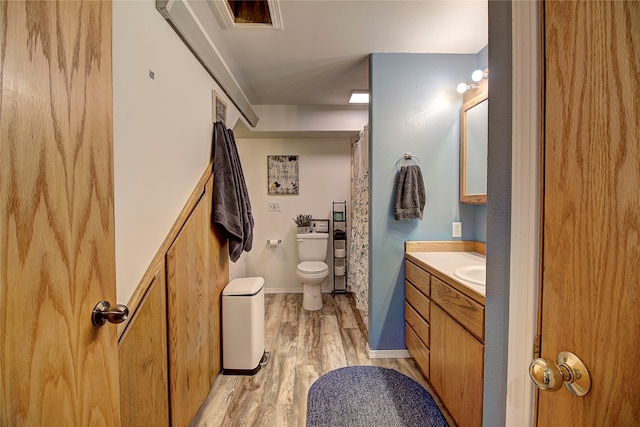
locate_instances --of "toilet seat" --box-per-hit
[297,261,329,275]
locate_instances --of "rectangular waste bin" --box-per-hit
[222,277,265,375]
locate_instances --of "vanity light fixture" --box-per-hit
[457,69,488,94]
[457,83,472,94]
[471,69,485,83]
[349,91,369,104]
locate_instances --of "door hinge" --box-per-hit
[533,335,541,359]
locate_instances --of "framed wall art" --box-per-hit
[267,155,299,195]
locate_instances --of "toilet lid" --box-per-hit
[297,261,329,274]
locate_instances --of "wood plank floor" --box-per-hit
[191,293,453,427]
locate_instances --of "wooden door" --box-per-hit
[538,1,640,425]
[0,1,120,426]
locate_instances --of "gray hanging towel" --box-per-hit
[212,121,254,261]
[394,165,426,220]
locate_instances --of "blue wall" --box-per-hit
[368,52,484,350]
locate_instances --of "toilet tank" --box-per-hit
[297,233,329,262]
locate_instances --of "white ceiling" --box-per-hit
[190,0,488,107]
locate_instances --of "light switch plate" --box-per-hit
[268,202,280,212]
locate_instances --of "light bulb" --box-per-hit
[456,83,469,94]
[471,69,484,82]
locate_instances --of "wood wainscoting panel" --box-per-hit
[167,187,211,427]
[118,271,169,427]
[167,175,228,427]
[206,175,230,383]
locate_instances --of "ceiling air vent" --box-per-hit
[208,0,283,30]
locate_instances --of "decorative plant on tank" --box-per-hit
[293,214,313,232]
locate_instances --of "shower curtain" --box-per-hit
[348,126,370,329]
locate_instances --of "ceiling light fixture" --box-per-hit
[457,69,488,94]
[349,91,369,104]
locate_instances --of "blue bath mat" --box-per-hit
[306,366,448,426]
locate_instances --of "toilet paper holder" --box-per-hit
[266,239,281,246]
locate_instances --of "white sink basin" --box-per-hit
[453,265,486,286]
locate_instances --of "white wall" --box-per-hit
[113,0,242,303]
[112,1,366,304]
[235,136,352,293]
[250,105,368,133]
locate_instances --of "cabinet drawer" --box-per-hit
[406,260,430,297]
[405,281,430,321]
[431,276,484,341]
[405,302,430,347]
[406,322,430,379]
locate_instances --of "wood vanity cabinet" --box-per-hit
[405,255,485,427]
[405,260,432,378]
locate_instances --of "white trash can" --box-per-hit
[222,277,266,375]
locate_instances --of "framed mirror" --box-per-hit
[460,90,488,204]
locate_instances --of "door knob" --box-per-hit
[92,300,129,327]
[529,351,591,396]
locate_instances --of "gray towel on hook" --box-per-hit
[394,165,426,220]
[213,122,254,261]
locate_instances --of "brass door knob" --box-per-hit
[92,300,129,327]
[529,351,591,396]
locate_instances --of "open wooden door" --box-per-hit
[0,1,121,425]
[535,1,640,425]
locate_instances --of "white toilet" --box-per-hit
[296,232,329,311]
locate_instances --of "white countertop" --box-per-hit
[406,251,486,296]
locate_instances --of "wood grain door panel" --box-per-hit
[0,1,119,425]
[539,1,640,425]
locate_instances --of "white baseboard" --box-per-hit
[366,344,411,359]
[264,287,334,294]
[265,287,303,294]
